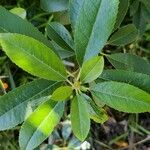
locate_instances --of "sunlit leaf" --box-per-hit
[0,79,60,130]
[0,33,67,81]
[51,86,73,101]
[80,56,104,83]
[19,100,64,150]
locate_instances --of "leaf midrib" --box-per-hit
[81,58,101,82]
[109,28,137,44]
[107,55,129,67]
[93,90,150,106]
[76,97,85,139]
[49,24,74,50]
[3,38,66,80]
[26,102,62,149]
[83,0,102,61]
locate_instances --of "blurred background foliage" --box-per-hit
[0,0,150,149]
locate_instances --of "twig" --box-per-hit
[93,139,114,150]
[0,76,9,79]
[121,136,150,150]
[134,136,150,146]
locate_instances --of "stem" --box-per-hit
[100,52,108,56]
[93,139,114,150]
[67,71,74,77]
[75,89,79,95]
[66,79,74,87]
[7,66,16,89]
[76,69,81,81]
[81,86,90,92]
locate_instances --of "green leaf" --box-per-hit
[69,0,84,30]
[53,11,70,25]
[92,93,105,108]
[139,0,150,13]
[114,0,129,30]
[141,4,150,22]
[0,6,72,59]
[71,94,90,141]
[51,86,73,101]
[74,0,119,65]
[80,56,104,83]
[89,107,108,124]
[19,100,64,150]
[130,0,140,16]
[0,6,53,49]
[91,81,150,113]
[99,69,150,93]
[109,24,138,46]
[132,3,147,36]
[0,33,67,81]
[51,41,74,59]
[0,79,60,130]
[47,22,74,51]
[40,0,69,12]
[10,7,26,19]
[106,53,150,75]
[89,105,108,124]
[84,94,108,124]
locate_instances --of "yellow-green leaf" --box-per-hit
[0,33,67,81]
[80,56,104,83]
[19,100,64,150]
[51,86,73,101]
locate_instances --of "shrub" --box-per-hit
[0,0,150,149]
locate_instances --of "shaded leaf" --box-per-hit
[91,81,150,113]
[109,24,138,46]
[47,22,74,51]
[53,11,70,25]
[71,94,90,141]
[51,41,74,59]
[0,6,53,49]
[106,53,150,75]
[132,3,147,36]
[84,94,108,124]
[114,0,129,30]
[130,0,139,16]
[141,4,150,22]
[139,0,150,13]
[99,69,150,93]
[40,0,69,12]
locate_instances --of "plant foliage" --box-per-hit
[0,0,150,149]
